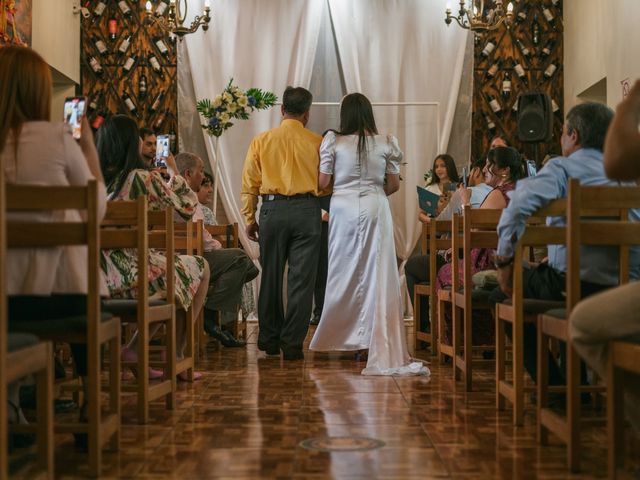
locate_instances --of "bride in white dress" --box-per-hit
[309,93,428,377]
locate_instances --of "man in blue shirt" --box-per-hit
[491,101,640,386]
[570,80,640,433]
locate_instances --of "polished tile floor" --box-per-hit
[10,322,640,478]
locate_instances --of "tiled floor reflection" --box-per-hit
[10,322,640,478]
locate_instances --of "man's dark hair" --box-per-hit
[282,86,313,116]
[565,102,614,152]
[140,127,154,139]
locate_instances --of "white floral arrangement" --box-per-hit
[423,168,435,186]
[196,78,277,137]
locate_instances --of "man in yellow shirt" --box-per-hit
[241,86,322,360]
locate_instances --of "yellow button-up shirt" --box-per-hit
[241,118,324,225]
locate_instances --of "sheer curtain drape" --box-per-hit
[182,0,325,258]
[327,0,468,277]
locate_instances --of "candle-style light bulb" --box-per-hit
[204,0,211,8]
[145,1,152,12]
[507,2,514,14]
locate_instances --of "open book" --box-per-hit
[416,185,440,217]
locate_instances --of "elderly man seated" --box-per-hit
[175,152,259,347]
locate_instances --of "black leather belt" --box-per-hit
[262,193,315,201]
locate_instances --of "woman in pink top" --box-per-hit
[0,46,106,443]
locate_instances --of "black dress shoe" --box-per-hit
[220,329,246,348]
[282,349,304,361]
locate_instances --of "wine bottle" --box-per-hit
[80,1,91,18]
[156,1,169,15]
[91,111,107,131]
[481,40,496,58]
[122,93,138,117]
[511,97,519,113]
[512,58,528,85]
[92,35,108,56]
[108,18,118,42]
[487,59,502,79]
[487,95,502,116]
[515,4,529,24]
[154,110,167,130]
[138,73,148,98]
[123,53,137,73]
[541,39,555,58]
[501,71,512,99]
[118,0,132,17]
[544,62,558,79]
[88,56,104,76]
[169,128,177,153]
[484,112,496,133]
[148,53,164,78]
[154,36,170,57]
[118,35,132,55]
[542,5,556,29]
[93,1,106,17]
[149,92,164,113]
[515,38,531,58]
[551,99,561,115]
[531,14,541,46]
[88,90,103,112]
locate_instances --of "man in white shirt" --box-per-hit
[175,152,259,347]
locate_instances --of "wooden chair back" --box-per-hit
[101,199,176,423]
[6,180,119,475]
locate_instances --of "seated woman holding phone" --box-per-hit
[0,46,107,442]
[97,115,210,381]
[435,146,525,346]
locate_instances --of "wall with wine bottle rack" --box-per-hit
[80,0,178,151]
[472,0,563,164]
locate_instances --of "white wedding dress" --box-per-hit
[309,131,429,377]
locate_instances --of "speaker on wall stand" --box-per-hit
[516,91,553,166]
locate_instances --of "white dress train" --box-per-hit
[309,131,429,377]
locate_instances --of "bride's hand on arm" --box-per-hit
[319,172,332,191]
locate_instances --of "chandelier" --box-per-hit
[145,0,211,38]
[445,0,514,34]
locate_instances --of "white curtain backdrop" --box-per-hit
[183,0,325,259]
[180,0,468,313]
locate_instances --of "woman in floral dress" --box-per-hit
[97,115,210,380]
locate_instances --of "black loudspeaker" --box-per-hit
[516,92,553,143]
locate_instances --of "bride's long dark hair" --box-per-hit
[337,93,378,162]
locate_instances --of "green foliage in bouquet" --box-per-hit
[197,78,277,137]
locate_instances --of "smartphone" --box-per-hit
[63,96,87,140]
[526,160,538,177]
[155,134,170,168]
[444,182,457,193]
[461,166,468,188]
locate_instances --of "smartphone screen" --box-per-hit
[526,160,538,177]
[155,135,170,168]
[63,96,87,140]
[462,166,468,188]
